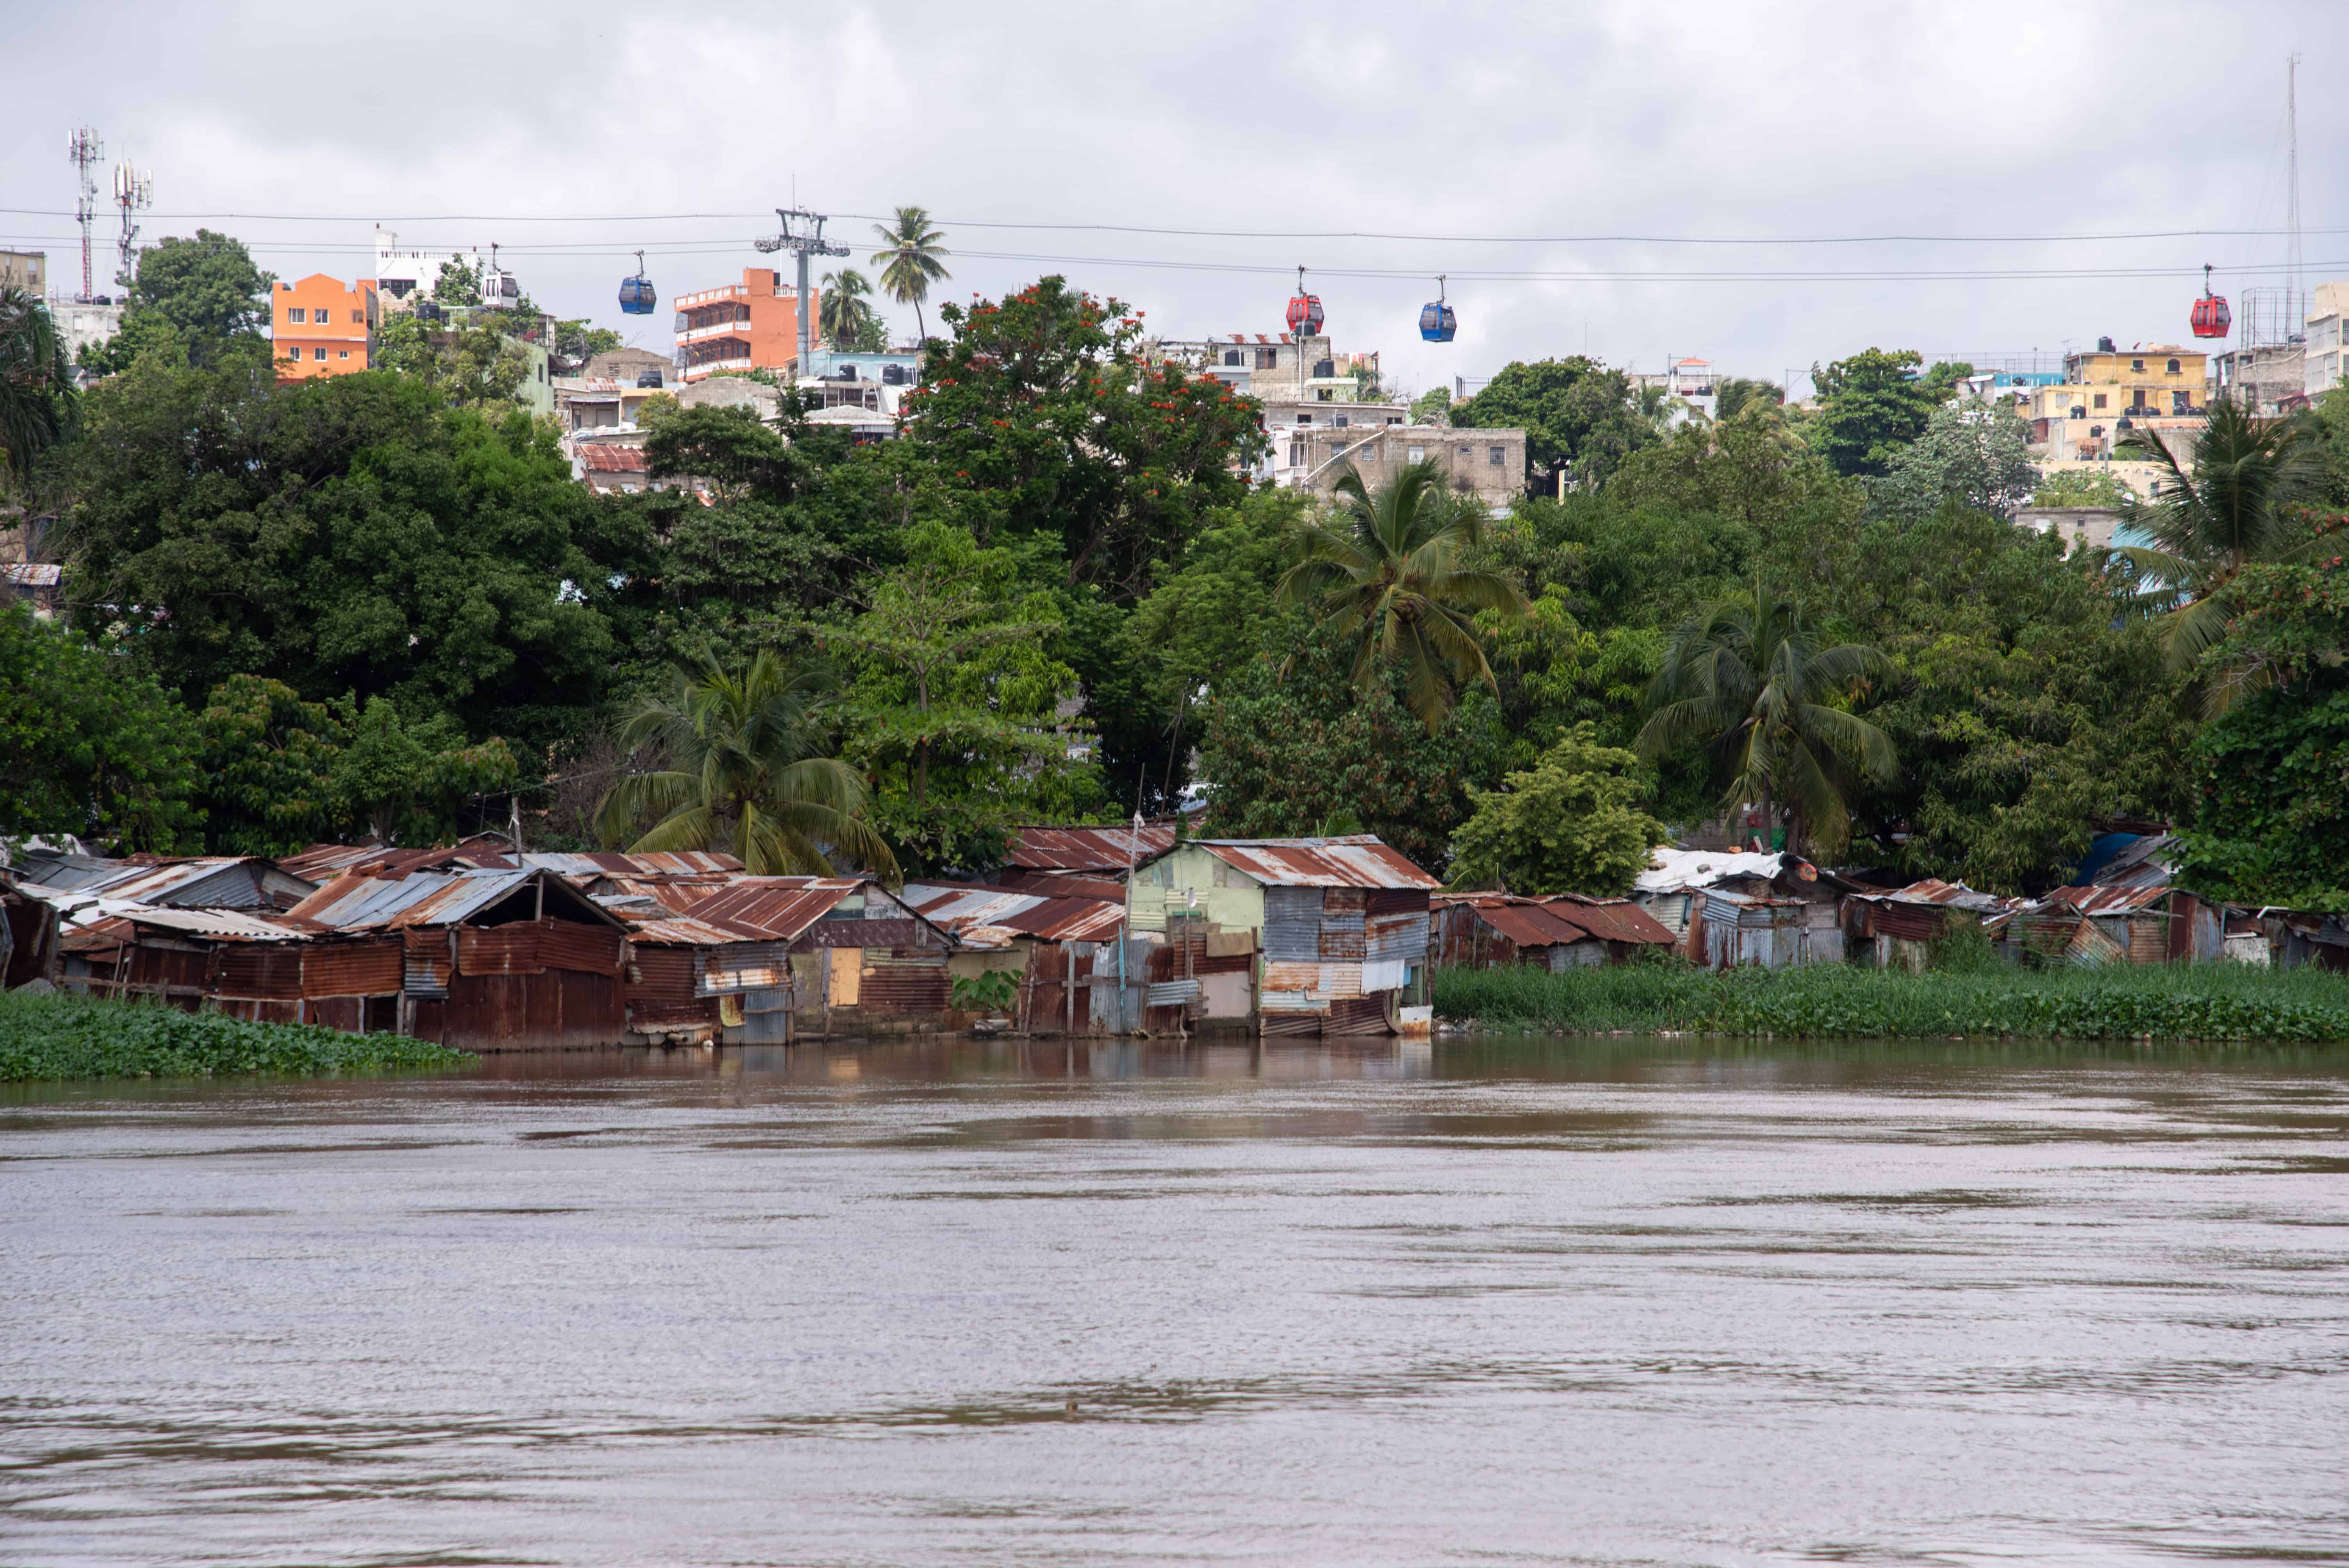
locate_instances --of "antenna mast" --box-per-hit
[112,155,153,290]
[66,127,103,302]
[2287,51,2303,335]
[753,208,848,379]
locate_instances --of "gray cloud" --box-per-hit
[5,1,2342,398]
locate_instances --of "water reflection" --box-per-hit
[4,1035,2348,1566]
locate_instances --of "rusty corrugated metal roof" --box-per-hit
[1184,836,1441,891]
[118,906,306,942]
[1542,896,1676,946]
[679,878,866,940]
[277,841,512,880]
[631,916,763,947]
[907,883,1130,943]
[282,866,622,932]
[1007,824,1175,872]
[2036,883,2174,917]
[1850,878,2018,915]
[521,850,744,878]
[1478,903,1592,948]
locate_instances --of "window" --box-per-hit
[287,307,306,323]
[1333,415,1348,428]
[2165,357,2180,374]
[1407,445,1425,461]
[337,349,349,359]
[1296,414,1311,425]
[284,344,301,359]
[1488,445,1505,466]
[1289,442,1304,465]
[2130,358,2145,372]
[1223,349,1241,366]
[2172,390,2190,413]
[2093,393,2107,409]
[352,309,365,324]
[314,346,328,361]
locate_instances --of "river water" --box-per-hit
[4,1036,2347,1566]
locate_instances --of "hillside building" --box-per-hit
[273,274,379,380]
[673,268,817,383]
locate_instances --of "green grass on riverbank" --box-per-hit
[0,988,474,1082]
[1434,961,2349,1043]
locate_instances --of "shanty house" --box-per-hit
[676,878,958,1037]
[1433,893,1676,969]
[282,867,632,1048]
[1129,836,1440,1036]
[1633,849,1846,967]
[991,823,1175,897]
[902,881,1143,1035]
[1840,880,2018,969]
[1998,884,2226,966]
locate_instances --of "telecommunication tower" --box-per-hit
[2285,51,2303,333]
[112,156,153,290]
[752,208,848,378]
[66,127,103,301]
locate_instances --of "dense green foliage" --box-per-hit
[0,988,473,1081]
[0,287,75,489]
[1806,348,1971,478]
[1435,961,2349,1042]
[0,604,201,850]
[1445,725,1668,895]
[78,230,275,376]
[1449,356,1656,490]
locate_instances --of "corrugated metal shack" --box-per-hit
[1433,893,1677,970]
[992,823,1174,895]
[1840,880,2020,969]
[1633,849,1848,967]
[282,867,631,1048]
[1130,836,1439,1036]
[901,882,1145,1035]
[676,877,959,1037]
[9,853,318,911]
[1996,883,2226,966]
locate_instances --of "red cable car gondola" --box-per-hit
[2190,263,2231,340]
[1285,265,1324,339]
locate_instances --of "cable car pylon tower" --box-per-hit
[754,208,848,380]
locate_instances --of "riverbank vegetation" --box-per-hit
[0,989,474,1082]
[1434,962,2349,1044]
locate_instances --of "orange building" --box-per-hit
[274,273,378,380]
[674,267,816,382]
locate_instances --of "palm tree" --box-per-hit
[0,287,74,489]
[1276,459,1528,731]
[2117,399,2327,709]
[1636,579,1896,857]
[869,207,950,347]
[818,267,875,350]
[596,647,897,878]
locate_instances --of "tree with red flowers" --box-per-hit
[902,276,1267,600]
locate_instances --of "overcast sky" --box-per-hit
[4,1,2342,400]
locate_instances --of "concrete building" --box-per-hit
[2212,341,2308,415]
[1,251,45,294]
[580,347,674,385]
[673,268,816,383]
[1627,358,1720,422]
[46,299,122,371]
[372,227,519,309]
[1270,422,1527,508]
[272,274,379,381]
[2304,282,2349,401]
[2024,339,2208,460]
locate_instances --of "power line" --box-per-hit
[2,204,2347,247]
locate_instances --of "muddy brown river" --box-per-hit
[4,1036,2347,1565]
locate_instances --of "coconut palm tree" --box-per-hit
[1276,459,1528,732]
[596,647,897,878]
[869,207,950,347]
[0,287,74,489]
[1636,579,1897,857]
[2117,399,2327,709]
[818,267,875,349]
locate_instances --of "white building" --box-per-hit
[373,226,519,308]
[2305,282,2349,401]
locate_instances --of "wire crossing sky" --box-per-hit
[2,1,2339,398]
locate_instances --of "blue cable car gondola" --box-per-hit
[618,249,657,316]
[1419,275,1456,342]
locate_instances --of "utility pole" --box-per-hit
[753,208,848,381]
[67,128,103,302]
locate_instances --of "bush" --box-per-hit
[0,988,473,1081]
[1433,960,2349,1043]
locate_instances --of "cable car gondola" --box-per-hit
[1285,265,1324,339]
[618,249,657,316]
[2190,263,2230,340]
[1419,275,1457,342]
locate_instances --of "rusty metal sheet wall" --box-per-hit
[210,944,303,1000]
[629,996,721,1030]
[128,944,206,994]
[1873,903,1946,943]
[2127,915,2168,965]
[444,969,625,1050]
[538,921,622,976]
[458,924,543,976]
[1024,943,1068,1033]
[1262,887,1323,962]
[1260,1008,1322,1037]
[305,996,364,1033]
[627,946,696,1003]
[403,928,453,996]
[1325,995,1392,1035]
[1364,907,1428,964]
[858,951,948,1014]
[703,941,792,994]
[302,939,404,999]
